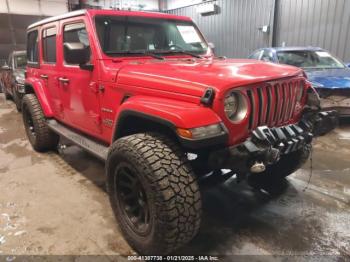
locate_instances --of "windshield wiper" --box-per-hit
[156,49,202,59]
[105,50,164,60]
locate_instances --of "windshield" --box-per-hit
[277,50,345,69]
[14,54,27,69]
[95,15,208,57]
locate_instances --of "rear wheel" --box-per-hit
[13,90,22,112]
[248,144,311,195]
[22,94,59,152]
[4,87,11,100]
[106,133,201,255]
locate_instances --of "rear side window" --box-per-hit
[261,50,274,62]
[249,50,262,60]
[27,30,39,65]
[63,22,90,64]
[7,54,13,68]
[42,27,57,63]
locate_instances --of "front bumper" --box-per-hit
[208,110,338,173]
[16,83,25,93]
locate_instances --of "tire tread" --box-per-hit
[22,94,58,152]
[107,133,201,254]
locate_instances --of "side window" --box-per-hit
[63,22,90,65]
[27,30,39,65]
[42,27,57,63]
[249,50,262,60]
[261,50,274,62]
[7,54,12,68]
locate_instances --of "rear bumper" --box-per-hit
[207,110,338,173]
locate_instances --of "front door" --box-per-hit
[57,18,101,136]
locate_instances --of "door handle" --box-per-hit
[40,74,48,79]
[58,77,70,84]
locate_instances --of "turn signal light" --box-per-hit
[176,128,193,139]
[176,123,226,140]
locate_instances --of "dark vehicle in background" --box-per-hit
[0,51,27,111]
[249,47,350,117]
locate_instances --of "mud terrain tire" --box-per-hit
[106,133,201,255]
[3,87,11,100]
[13,90,22,112]
[22,94,59,152]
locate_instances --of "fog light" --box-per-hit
[177,123,226,140]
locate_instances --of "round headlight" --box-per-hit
[224,91,248,123]
[224,92,239,118]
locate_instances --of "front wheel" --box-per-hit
[3,87,11,100]
[106,133,202,255]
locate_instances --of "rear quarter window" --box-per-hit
[27,30,39,67]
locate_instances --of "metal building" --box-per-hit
[166,0,350,61]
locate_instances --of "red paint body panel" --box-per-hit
[114,96,221,127]
[25,76,54,117]
[26,9,309,147]
[116,58,303,98]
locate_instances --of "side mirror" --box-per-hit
[64,42,93,70]
[346,63,350,68]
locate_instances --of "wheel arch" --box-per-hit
[112,110,179,143]
[24,83,35,94]
[24,78,54,117]
[111,96,225,150]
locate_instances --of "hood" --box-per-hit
[305,68,350,89]
[116,58,302,98]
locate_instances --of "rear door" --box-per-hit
[40,22,64,119]
[57,17,102,136]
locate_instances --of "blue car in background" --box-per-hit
[249,47,350,117]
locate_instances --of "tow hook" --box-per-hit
[250,161,266,173]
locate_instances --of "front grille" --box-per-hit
[245,78,305,130]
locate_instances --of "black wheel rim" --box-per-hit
[115,164,151,235]
[23,106,36,138]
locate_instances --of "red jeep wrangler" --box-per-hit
[22,9,337,254]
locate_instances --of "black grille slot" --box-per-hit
[247,90,255,130]
[279,84,286,122]
[257,88,264,126]
[266,85,272,125]
[287,82,295,119]
[285,83,292,121]
[273,84,279,123]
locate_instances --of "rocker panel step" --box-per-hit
[47,119,109,161]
